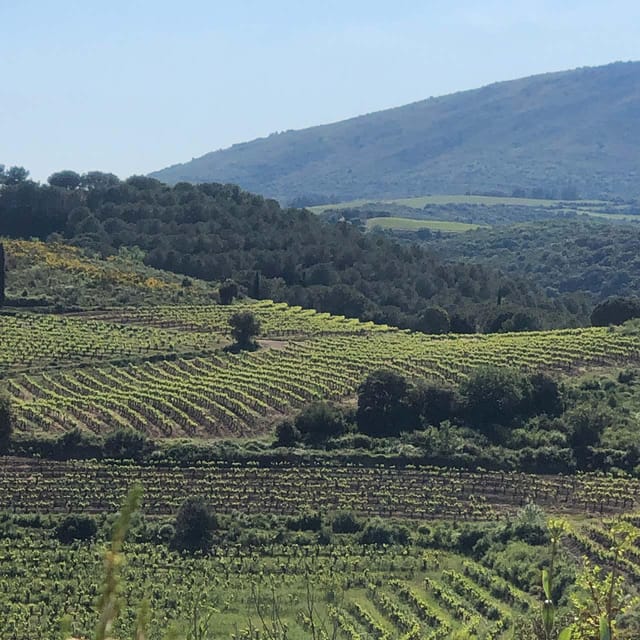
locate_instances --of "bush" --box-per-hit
[294,402,348,444]
[409,381,458,427]
[286,510,322,532]
[356,369,413,437]
[565,404,612,468]
[103,428,151,460]
[460,365,530,435]
[416,306,450,334]
[53,428,102,459]
[525,372,563,417]
[359,518,410,545]
[332,511,363,534]
[55,514,98,543]
[618,369,636,384]
[274,420,301,447]
[591,296,640,326]
[172,496,218,553]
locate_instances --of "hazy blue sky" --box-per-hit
[2,0,638,181]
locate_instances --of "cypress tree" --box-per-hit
[252,270,261,299]
[0,242,5,307]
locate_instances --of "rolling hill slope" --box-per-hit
[150,61,640,201]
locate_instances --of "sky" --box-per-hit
[1,0,639,182]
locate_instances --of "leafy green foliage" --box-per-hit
[172,496,218,554]
[294,402,348,444]
[591,296,640,327]
[331,511,362,534]
[0,177,581,330]
[416,306,450,334]
[459,366,530,434]
[54,514,98,544]
[103,428,152,461]
[228,310,261,349]
[425,219,640,305]
[359,518,409,545]
[356,369,412,437]
[0,241,5,307]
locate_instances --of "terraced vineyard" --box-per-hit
[0,313,223,374]
[2,456,640,639]
[1,458,637,517]
[4,304,640,437]
[4,298,640,637]
[75,300,393,336]
[0,532,535,640]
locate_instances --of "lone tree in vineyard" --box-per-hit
[171,496,217,553]
[229,310,261,350]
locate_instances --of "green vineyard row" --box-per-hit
[1,458,637,517]
[6,324,640,438]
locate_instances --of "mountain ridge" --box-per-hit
[150,61,640,202]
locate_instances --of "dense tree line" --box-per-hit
[0,169,581,330]
[275,366,640,475]
[424,219,640,303]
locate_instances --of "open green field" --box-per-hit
[311,194,640,225]
[309,194,585,213]
[365,217,486,233]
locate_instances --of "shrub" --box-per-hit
[274,420,301,447]
[103,428,151,460]
[332,511,363,534]
[53,428,102,459]
[171,496,217,553]
[55,514,98,544]
[591,296,640,326]
[294,402,347,443]
[409,381,458,427]
[286,510,322,532]
[359,518,410,545]
[356,369,413,437]
[459,365,530,435]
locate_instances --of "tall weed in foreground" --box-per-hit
[523,519,640,640]
[60,486,181,640]
[567,522,640,640]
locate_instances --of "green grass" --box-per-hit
[365,216,487,233]
[573,209,640,222]
[310,194,601,213]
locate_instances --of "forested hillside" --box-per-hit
[424,219,640,301]
[0,170,586,330]
[150,61,640,202]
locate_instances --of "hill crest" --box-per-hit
[150,61,640,202]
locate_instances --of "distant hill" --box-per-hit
[150,61,640,202]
